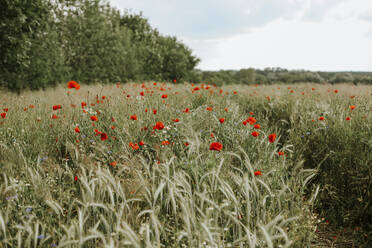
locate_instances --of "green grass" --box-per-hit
[0,82,371,247]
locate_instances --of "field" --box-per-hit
[0,82,371,247]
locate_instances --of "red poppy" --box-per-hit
[110,161,117,167]
[81,102,87,108]
[52,105,61,110]
[183,108,190,113]
[334,90,338,93]
[206,107,213,111]
[268,133,277,143]
[139,141,145,146]
[154,121,164,130]
[219,118,225,123]
[172,118,179,122]
[242,120,248,126]
[278,151,284,156]
[209,142,223,151]
[130,115,138,120]
[161,140,170,145]
[254,171,262,176]
[129,142,139,150]
[247,117,257,125]
[153,109,157,115]
[3,108,8,112]
[100,133,108,141]
[251,131,259,137]
[1,112,6,118]
[173,79,177,83]
[51,114,58,119]
[74,127,80,133]
[184,142,189,146]
[161,94,168,99]
[349,105,356,110]
[254,124,261,129]
[318,116,325,121]
[210,133,214,138]
[224,108,228,112]
[74,176,78,181]
[346,116,351,121]
[67,81,80,90]
[140,91,144,96]
[90,115,98,121]
[312,88,315,91]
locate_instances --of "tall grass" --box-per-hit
[0,83,370,247]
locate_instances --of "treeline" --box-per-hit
[195,68,372,86]
[0,0,200,92]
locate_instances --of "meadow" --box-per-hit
[0,82,371,247]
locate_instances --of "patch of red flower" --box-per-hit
[346,117,351,121]
[209,142,223,151]
[81,102,87,108]
[254,171,262,176]
[154,121,164,130]
[100,133,108,141]
[129,142,139,150]
[183,108,190,113]
[153,109,157,115]
[74,127,80,133]
[90,115,98,121]
[219,118,225,123]
[53,105,62,110]
[3,108,8,112]
[254,124,261,129]
[172,118,179,122]
[139,141,145,146]
[268,133,277,143]
[67,81,80,90]
[318,116,325,121]
[110,161,117,167]
[349,105,356,110]
[51,114,58,119]
[130,115,138,120]
[206,107,213,111]
[278,151,284,156]
[161,94,168,99]
[1,113,6,118]
[251,131,259,137]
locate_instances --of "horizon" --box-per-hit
[109,0,372,72]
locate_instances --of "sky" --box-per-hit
[109,0,372,71]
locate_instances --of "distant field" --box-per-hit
[0,82,371,247]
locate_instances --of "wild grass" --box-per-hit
[0,82,371,247]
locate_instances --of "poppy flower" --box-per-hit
[318,116,325,121]
[219,118,225,123]
[140,91,144,96]
[154,121,164,130]
[206,107,213,111]
[51,114,58,119]
[110,161,117,167]
[129,142,139,150]
[67,81,80,90]
[247,117,257,125]
[74,176,78,181]
[312,88,315,91]
[161,140,170,145]
[209,142,223,151]
[130,115,137,120]
[268,133,277,143]
[251,131,259,137]
[184,142,189,146]
[139,141,145,146]
[172,118,179,122]
[74,127,80,133]
[161,94,168,99]
[224,108,228,112]
[334,90,338,93]
[210,133,214,138]
[173,79,177,83]
[3,108,8,112]
[278,151,284,156]
[183,108,190,113]
[100,133,108,141]
[349,105,356,110]
[52,105,61,110]
[242,120,248,126]
[153,109,157,115]
[254,171,262,176]
[90,115,98,121]
[346,117,351,121]
[254,124,261,129]
[1,113,6,118]
[81,102,87,108]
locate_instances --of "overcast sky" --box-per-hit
[109,0,372,71]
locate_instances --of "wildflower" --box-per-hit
[51,114,58,119]
[81,102,87,108]
[209,142,223,151]
[90,115,98,121]
[140,91,144,96]
[1,113,6,118]
[74,127,80,133]
[210,133,215,138]
[318,116,325,121]
[161,94,168,99]
[74,176,78,181]
[278,151,284,156]
[183,108,190,113]
[153,109,157,115]
[172,118,179,122]
[206,107,213,111]
[139,141,145,146]
[224,108,228,112]
[3,108,8,112]
[312,88,315,91]
[247,117,257,125]
[254,124,261,129]
[242,120,248,126]
[193,87,200,91]
[130,115,137,120]
[110,161,117,167]
[53,105,61,110]
[161,140,170,145]
[100,133,108,141]
[334,89,338,93]
[219,118,225,123]
[184,142,189,146]
[346,116,351,121]
[251,131,259,137]
[154,121,164,130]
[268,133,277,143]
[67,81,80,90]
[349,105,356,110]
[129,142,139,150]
[254,171,262,176]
